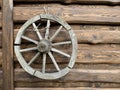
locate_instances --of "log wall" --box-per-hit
[0,0,120,90]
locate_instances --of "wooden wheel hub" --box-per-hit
[37,39,52,53]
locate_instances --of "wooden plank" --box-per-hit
[14,5,120,25]
[15,87,120,90]
[15,69,120,83]
[13,0,120,5]
[2,0,14,90]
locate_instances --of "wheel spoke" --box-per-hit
[42,54,46,73]
[52,41,71,46]
[45,20,50,39]
[20,47,37,52]
[21,36,38,44]
[50,26,63,41]
[32,23,43,40]
[28,52,40,65]
[51,48,71,58]
[48,52,60,71]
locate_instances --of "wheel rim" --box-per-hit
[14,14,77,80]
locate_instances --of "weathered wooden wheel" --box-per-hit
[14,14,77,80]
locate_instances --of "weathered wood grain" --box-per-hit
[2,0,14,90]
[15,87,120,90]
[15,69,120,83]
[14,5,120,25]
[13,0,120,5]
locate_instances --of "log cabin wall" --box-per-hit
[1,0,120,90]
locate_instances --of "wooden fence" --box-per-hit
[0,0,120,90]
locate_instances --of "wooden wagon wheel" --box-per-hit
[14,14,77,80]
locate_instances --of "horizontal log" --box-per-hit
[14,24,120,31]
[15,87,120,90]
[74,64,120,70]
[15,69,120,83]
[13,44,120,65]
[14,30,120,44]
[15,81,120,88]
[0,70,2,88]
[0,49,2,66]
[13,0,120,5]
[15,63,120,71]
[77,50,120,64]
[0,12,1,27]
[14,5,120,25]
[0,5,120,27]
[76,30,120,44]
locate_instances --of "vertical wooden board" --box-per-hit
[2,0,14,90]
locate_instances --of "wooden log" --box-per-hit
[14,29,120,44]
[74,64,120,70]
[13,44,120,64]
[2,0,14,90]
[0,4,120,28]
[15,69,120,83]
[76,30,120,44]
[14,24,120,31]
[0,0,1,27]
[15,81,120,88]
[13,0,120,5]
[77,50,120,64]
[15,63,120,71]
[14,5,120,25]
[15,87,120,90]
[0,70,2,88]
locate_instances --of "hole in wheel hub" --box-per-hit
[37,39,52,53]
